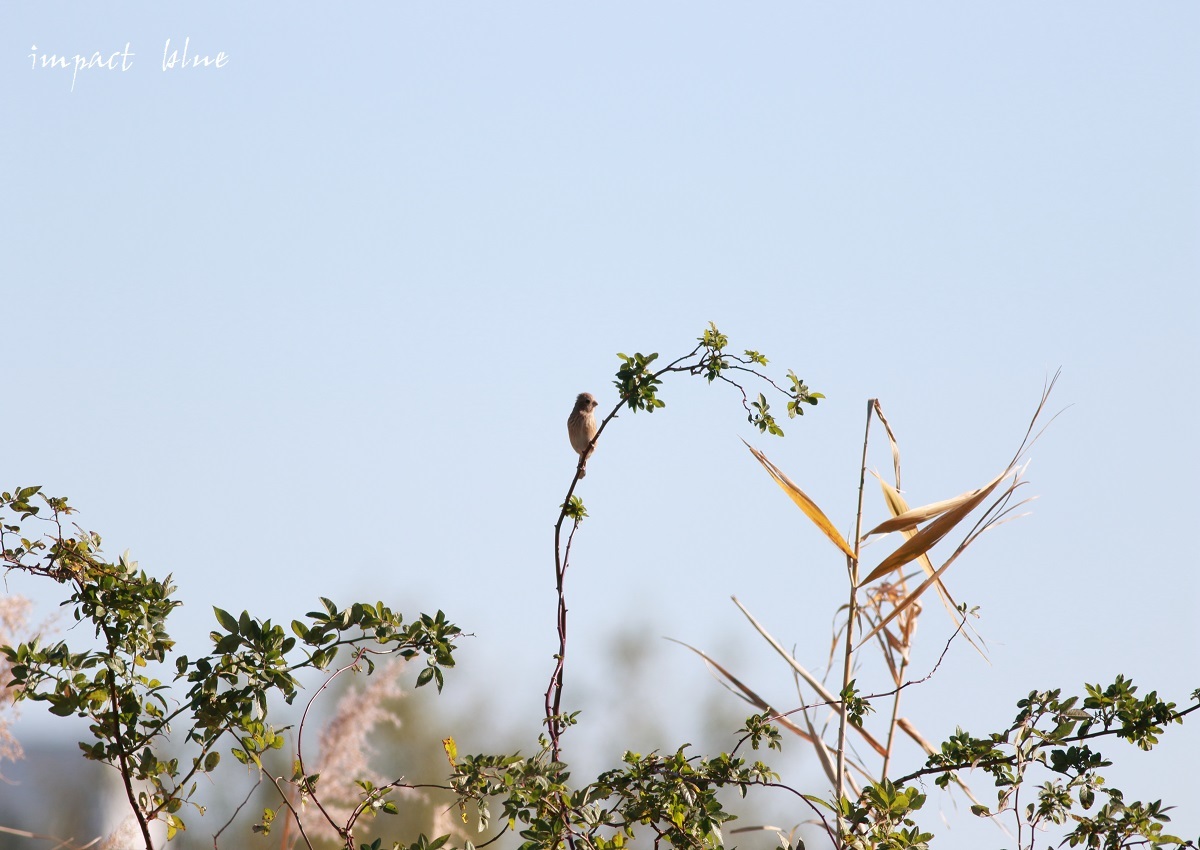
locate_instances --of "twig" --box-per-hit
[212,775,263,848]
[295,647,371,842]
[101,626,155,850]
[0,824,98,850]
[892,700,1200,785]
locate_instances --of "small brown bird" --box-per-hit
[567,392,599,477]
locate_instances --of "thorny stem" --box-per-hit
[547,494,586,761]
[547,393,631,850]
[213,776,263,848]
[763,781,839,846]
[548,462,592,761]
[98,617,155,850]
[546,342,714,760]
[546,338,808,850]
[108,666,155,850]
[296,647,371,844]
[548,384,631,758]
[261,769,317,850]
[1012,717,1031,850]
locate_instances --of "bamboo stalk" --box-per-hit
[834,399,874,843]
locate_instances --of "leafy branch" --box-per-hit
[549,322,822,759]
[1,487,460,850]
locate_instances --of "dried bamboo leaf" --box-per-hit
[872,399,902,491]
[800,701,841,789]
[729,826,795,841]
[860,467,1010,586]
[864,484,1000,537]
[875,479,940,580]
[875,475,990,661]
[733,596,888,758]
[1006,369,1064,471]
[667,638,814,744]
[895,716,938,756]
[877,477,957,611]
[877,628,904,685]
[733,597,840,703]
[881,623,904,655]
[790,671,872,790]
[742,440,857,560]
[856,540,972,649]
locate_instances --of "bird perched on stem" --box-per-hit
[567,392,599,477]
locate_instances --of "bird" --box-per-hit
[567,392,599,477]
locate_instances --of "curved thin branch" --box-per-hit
[892,700,1200,786]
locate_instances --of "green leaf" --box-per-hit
[213,607,239,634]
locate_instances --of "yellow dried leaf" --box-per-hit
[856,549,963,648]
[743,440,856,560]
[864,484,997,537]
[667,638,814,744]
[860,467,1010,586]
[873,400,902,490]
[874,475,989,660]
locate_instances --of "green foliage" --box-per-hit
[740,712,784,752]
[608,323,822,437]
[615,351,666,412]
[785,370,824,418]
[835,780,932,850]
[396,835,455,850]
[562,495,588,522]
[914,684,1196,848]
[2,329,1196,850]
[448,735,779,850]
[690,323,823,435]
[839,680,875,729]
[1081,675,1179,750]
[0,486,460,848]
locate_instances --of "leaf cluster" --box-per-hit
[830,780,931,850]
[1,486,460,846]
[448,726,779,850]
[608,323,822,438]
[914,682,1196,848]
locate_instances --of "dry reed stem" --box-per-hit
[668,638,818,745]
[732,597,888,758]
[724,379,1059,845]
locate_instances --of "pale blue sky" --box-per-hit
[3,2,1198,845]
